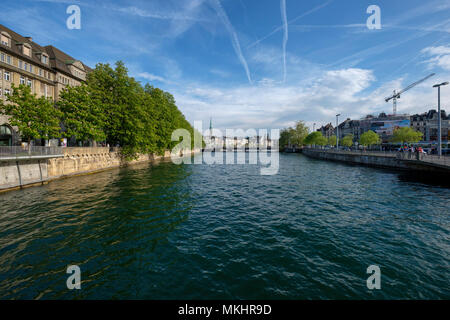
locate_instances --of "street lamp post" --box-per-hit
[336,114,341,149]
[433,82,449,157]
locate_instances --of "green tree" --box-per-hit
[304,131,326,146]
[292,121,309,146]
[390,127,423,144]
[279,128,293,149]
[328,135,337,147]
[58,84,106,143]
[316,135,328,146]
[0,61,196,158]
[341,134,354,147]
[359,130,380,147]
[0,84,61,148]
[279,121,309,149]
[84,61,196,158]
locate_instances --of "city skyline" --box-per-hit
[1,0,449,131]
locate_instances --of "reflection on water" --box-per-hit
[0,154,449,299]
[0,160,193,299]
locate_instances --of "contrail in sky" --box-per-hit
[280,0,288,82]
[210,0,253,84]
[247,0,333,49]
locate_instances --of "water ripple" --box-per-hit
[0,155,449,299]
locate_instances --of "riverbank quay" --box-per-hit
[0,147,199,192]
[302,148,450,176]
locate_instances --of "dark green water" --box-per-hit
[0,153,449,299]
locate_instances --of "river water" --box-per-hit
[0,153,449,299]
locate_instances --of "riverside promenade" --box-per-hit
[302,148,450,174]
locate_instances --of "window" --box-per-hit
[20,76,25,85]
[0,125,12,136]
[29,65,33,73]
[0,34,10,47]
[19,60,23,69]
[43,84,48,98]
[27,79,32,88]
[24,62,28,71]
[41,55,48,64]
[4,71,10,81]
[4,89,10,96]
[0,53,4,62]
[39,68,42,77]
[6,55,11,64]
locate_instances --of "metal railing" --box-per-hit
[397,152,450,167]
[0,146,64,160]
[305,147,450,168]
[304,147,398,158]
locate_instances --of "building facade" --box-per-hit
[410,109,449,143]
[359,113,411,144]
[317,123,334,139]
[336,118,361,142]
[332,111,448,145]
[0,24,90,146]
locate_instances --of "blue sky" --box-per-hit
[2,0,450,131]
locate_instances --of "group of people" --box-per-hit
[397,145,426,154]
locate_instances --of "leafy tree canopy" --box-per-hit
[390,127,423,144]
[279,121,309,149]
[304,131,326,146]
[328,135,337,147]
[341,134,354,147]
[0,84,61,146]
[58,61,195,158]
[359,130,381,147]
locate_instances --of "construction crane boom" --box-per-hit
[385,73,435,115]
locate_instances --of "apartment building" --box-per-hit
[410,109,450,143]
[45,45,91,101]
[336,118,361,141]
[316,123,334,139]
[0,24,90,146]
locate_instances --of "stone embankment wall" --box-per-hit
[0,147,197,192]
[0,159,47,190]
[46,147,172,178]
[302,148,450,174]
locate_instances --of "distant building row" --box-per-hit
[0,24,90,146]
[317,110,450,144]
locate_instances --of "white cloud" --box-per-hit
[422,45,450,71]
[173,67,377,130]
[172,62,450,133]
[137,72,170,84]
